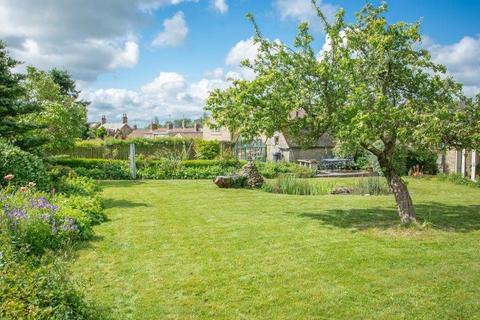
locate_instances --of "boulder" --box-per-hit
[213,176,233,188]
[241,161,264,188]
[213,174,246,188]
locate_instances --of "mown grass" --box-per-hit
[72,178,480,319]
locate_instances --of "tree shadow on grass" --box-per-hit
[299,202,480,232]
[103,198,150,209]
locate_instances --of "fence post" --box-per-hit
[129,143,136,179]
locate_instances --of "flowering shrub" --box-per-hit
[0,174,107,318]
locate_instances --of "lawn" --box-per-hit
[72,178,480,319]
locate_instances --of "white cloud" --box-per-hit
[225,37,259,66]
[152,11,189,47]
[273,0,337,32]
[425,35,480,97]
[0,0,193,81]
[211,0,228,15]
[83,69,230,123]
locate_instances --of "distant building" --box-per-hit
[127,121,203,139]
[90,114,133,139]
[202,115,334,162]
[439,149,478,181]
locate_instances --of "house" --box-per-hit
[439,149,478,181]
[264,132,334,162]
[101,114,133,139]
[127,121,203,139]
[202,119,334,162]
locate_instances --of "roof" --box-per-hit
[128,127,203,139]
[282,132,335,148]
[102,123,130,131]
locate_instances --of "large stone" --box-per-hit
[213,174,246,188]
[213,176,233,188]
[241,161,264,188]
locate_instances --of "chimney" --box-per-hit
[101,115,107,124]
[167,122,173,130]
[150,122,159,130]
[133,124,138,130]
[122,113,128,124]
[194,122,200,132]
[182,119,185,129]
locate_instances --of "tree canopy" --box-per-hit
[23,66,87,152]
[0,41,45,150]
[206,1,479,223]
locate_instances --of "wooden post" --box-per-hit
[129,143,136,180]
[472,150,477,181]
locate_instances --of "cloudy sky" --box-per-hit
[1,0,479,126]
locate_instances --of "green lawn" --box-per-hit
[72,178,480,319]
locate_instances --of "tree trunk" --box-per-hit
[383,168,417,224]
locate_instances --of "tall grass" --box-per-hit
[262,175,331,195]
[353,176,390,195]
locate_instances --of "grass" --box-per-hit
[72,178,480,319]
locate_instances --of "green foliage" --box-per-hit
[0,41,45,151]
[0,244,107,319]
[53,158,313,180]
[353,176,391,195]
[23,67,87,152]
[256,161,315,178]
[95,126,107,139]
[262,175,329,195]
[0,141,50,189]
[195,140,221,159]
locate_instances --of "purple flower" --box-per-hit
[29,197,58,212]
[61,218,78,232]
[5,206,27,220]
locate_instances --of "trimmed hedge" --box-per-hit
[52,158,315,180]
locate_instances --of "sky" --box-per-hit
[1,0,479,127]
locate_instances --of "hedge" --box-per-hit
[51,158,315,180]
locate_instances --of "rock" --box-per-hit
[330,186,352,195]
[213,174,246,188]
[241,161,264,188]
[213,176,233,188]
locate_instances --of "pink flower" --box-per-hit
[4,174,14,181]
[19,187,28,192]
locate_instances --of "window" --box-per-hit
[274,136,279,145]
[211,126,221,133]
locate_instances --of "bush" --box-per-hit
[0,141,50,189]
[195,140,220,159]
[257,161,315,178]
[53,158,316,180]
[0,243,107,319]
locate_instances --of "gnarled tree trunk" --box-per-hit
[383,168,417,224]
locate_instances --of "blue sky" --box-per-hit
[1,0,479,125]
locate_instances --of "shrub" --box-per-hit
[257,161,315,178]
[0,142,50,189]
[0,243,107,319]
[195,140,220,159]
[352,176,391,195]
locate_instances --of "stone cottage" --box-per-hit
[439,149,478,181]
